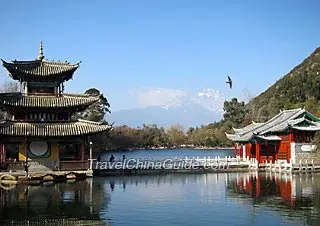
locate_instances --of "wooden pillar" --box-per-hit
[0,145,3,163]
[57,144,60,171]
[25,139,28,163]
[289,131,294,163]
[255,141,261,163]
[274,143,278,163]
[81,143,84,161]
[287,143,291,163]
[89,141,93,170]
[233,144,237,157]
[289,130,294,142]
[247,143,252,159]
[3,145,6,163]
[245,144,248,158]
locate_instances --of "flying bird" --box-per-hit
[226,75,232,89]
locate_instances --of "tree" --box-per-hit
[0,81,19,120]
[73,88,112,152]
[76,88,111,122]
[167,124,186,146]
[0,81,19,93]
[242,87,255,103]
[223,98,247,127]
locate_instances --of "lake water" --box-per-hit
[101,148,234,161]
[1,172,320,226]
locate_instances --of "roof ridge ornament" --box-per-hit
[38,41,44,61]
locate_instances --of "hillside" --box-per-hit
[246,47,320,122]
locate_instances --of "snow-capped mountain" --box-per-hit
[108,88,225,128]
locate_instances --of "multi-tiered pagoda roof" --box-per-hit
[0,119,108,137]
[2,59,79,81]
[0,42,110,137]
[0,93,99,110]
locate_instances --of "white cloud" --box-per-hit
[137,88,187,109]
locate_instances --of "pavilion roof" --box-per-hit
[292,125,320,131]
[0,93,99,109]
[1,59,79,81]
[232,121,264,134]
[0,119,110,137]
[225,108,320,142]
[256,135,282,141]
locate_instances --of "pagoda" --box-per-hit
[0,42,110,172]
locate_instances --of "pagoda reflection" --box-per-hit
[0,179,110,225]
[227,172,320,225]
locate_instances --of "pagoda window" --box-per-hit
[28,86,55,94]
[14,111,26,120]
[306,133,312,143]
[40,113,44,122]
[58,112,69,121]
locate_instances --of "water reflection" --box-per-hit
[100,173,320,226]
[1,173,320,226]
[228,172,320,225]
[0,179,109,225]
[104,173,228,190]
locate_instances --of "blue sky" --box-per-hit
[0,0,319,112]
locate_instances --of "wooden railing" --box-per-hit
[59,161,90,171]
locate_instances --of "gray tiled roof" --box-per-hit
[1,59,79,81]
[225,108,318,142]
[232,122,264,135]
[0,93,99,109]
[0,119,110,137]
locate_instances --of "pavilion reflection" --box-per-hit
[227,172,320,225]
[0,179,109,225]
